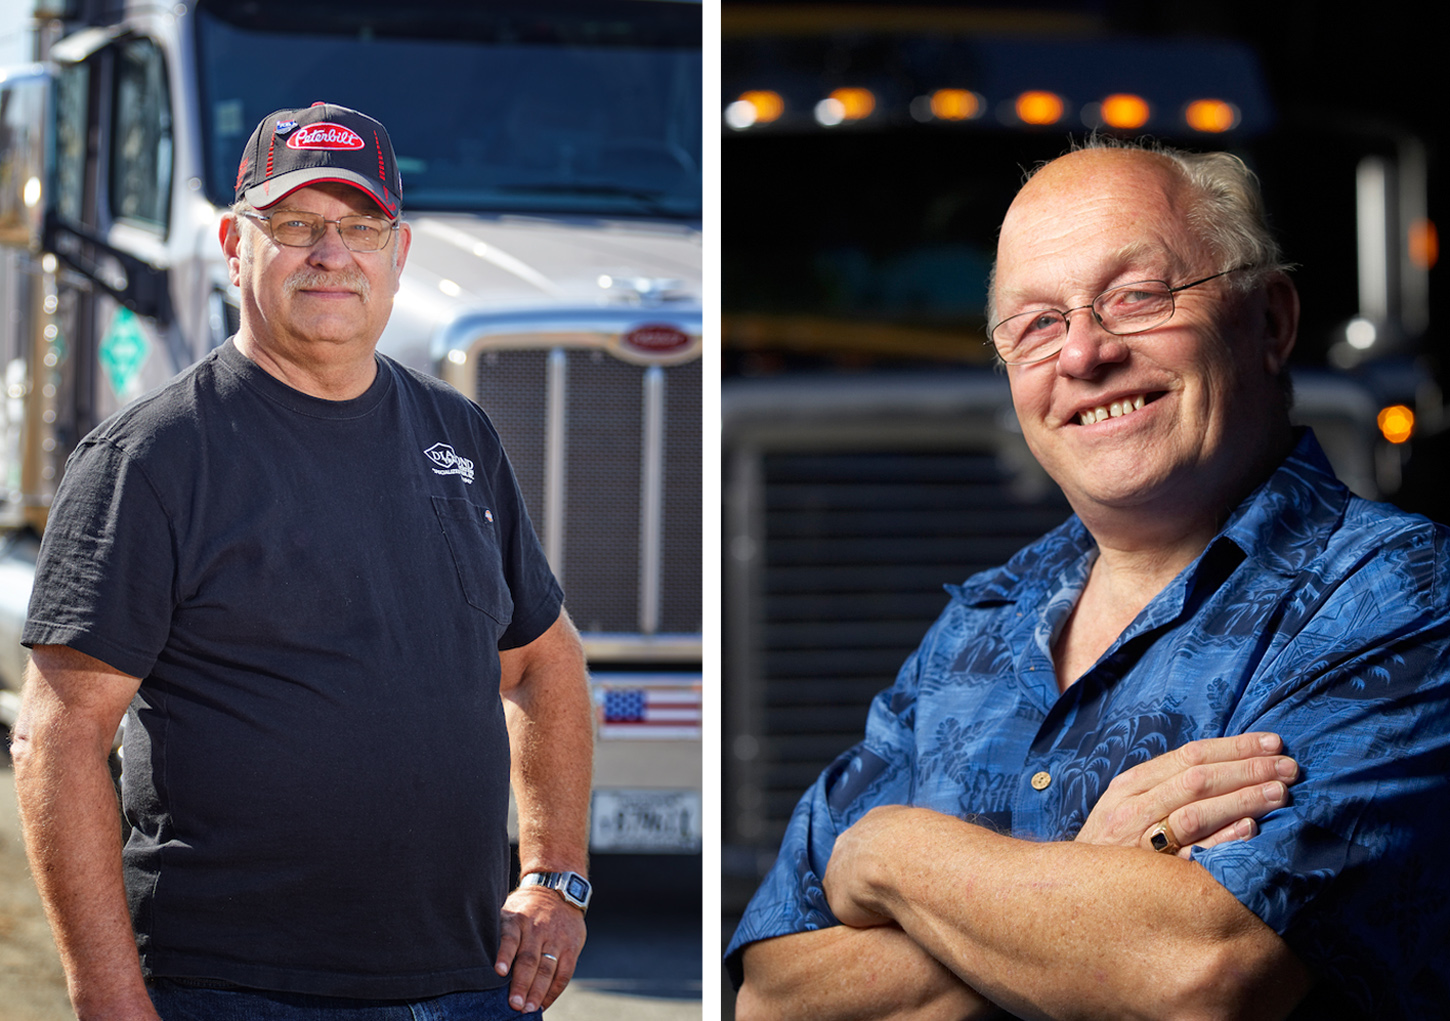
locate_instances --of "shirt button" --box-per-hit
[1030,771,1051,791]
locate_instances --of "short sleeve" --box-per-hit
[1195,529,1450,1016]
[469,414,562,651]
[23,439,177,678]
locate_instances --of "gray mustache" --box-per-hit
[285,268,371,302]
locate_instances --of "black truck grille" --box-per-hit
[726,446,1071,868]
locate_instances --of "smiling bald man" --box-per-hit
[727,139,1450,1021]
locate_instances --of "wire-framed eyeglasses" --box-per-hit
[988,267,1252,366]
[242,210,399,253]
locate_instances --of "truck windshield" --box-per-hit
[195,0,701,218]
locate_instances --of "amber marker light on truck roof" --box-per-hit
[929,89,982,121]
[1184,98,1240,133]
[1377,405,1415,444]
[1015,91,1065,126]
[725,90,785,130]
[815,87,875,126]
[1099,93,1151,130]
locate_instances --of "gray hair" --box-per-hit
[985,136,1292,328]
[230,201,259,258]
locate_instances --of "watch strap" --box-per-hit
[521,870,591,913]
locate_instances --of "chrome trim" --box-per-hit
[48,24,128,64]
[580,633,703,662]
[433,309,702,368]
[545,348,567,576]
[1356,156,1390,325]
[639,365,664,634]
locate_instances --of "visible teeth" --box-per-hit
[1080,394,1147,425]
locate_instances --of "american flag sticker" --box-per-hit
[595,676,702,740]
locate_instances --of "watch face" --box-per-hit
[565,875,590,901]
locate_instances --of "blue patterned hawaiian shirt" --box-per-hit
[726,431,1450,1018]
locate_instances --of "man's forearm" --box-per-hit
[738,924,1004,1021]
[500,611,593,873]
[496,612,593,1012]
[504,687,593,872]
[830,807,1311,1021]
[12,667,156,1020]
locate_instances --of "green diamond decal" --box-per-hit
[99,306,151,399]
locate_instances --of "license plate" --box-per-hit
[591,789,702,853]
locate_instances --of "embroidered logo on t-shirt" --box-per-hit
[424,443,475,484]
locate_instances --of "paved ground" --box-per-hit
[553,903,701,1020]
[0,757,700,1020]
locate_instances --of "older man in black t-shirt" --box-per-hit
[10,103,594,1021]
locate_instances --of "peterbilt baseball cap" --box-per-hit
[234,102,402,217]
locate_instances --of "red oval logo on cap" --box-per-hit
[622,323,690,355]
[288,123,365,151]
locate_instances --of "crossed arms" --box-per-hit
[736,734,1314,1021]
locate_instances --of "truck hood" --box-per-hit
[379,212,702,374]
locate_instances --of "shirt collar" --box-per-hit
[1214,427,1351,579]
[950,428,1349,610]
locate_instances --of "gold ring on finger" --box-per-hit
[1147,817,1182,854]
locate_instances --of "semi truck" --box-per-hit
[0,0,703,876]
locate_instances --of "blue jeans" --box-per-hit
[146,981,543,1020]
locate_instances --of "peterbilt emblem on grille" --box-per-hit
[622,323,691,357]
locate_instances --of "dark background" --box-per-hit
[720,2,1448,1015]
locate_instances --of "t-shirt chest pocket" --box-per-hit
[431,496,514,626]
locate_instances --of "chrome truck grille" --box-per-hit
[447,337,701,652]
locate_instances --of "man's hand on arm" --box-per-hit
[822,735,1314,1021]
[1076,731,1299,857]
[496,609,593,1013]
[10,645,159,1021]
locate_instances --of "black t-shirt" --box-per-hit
[23,340,563,998]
